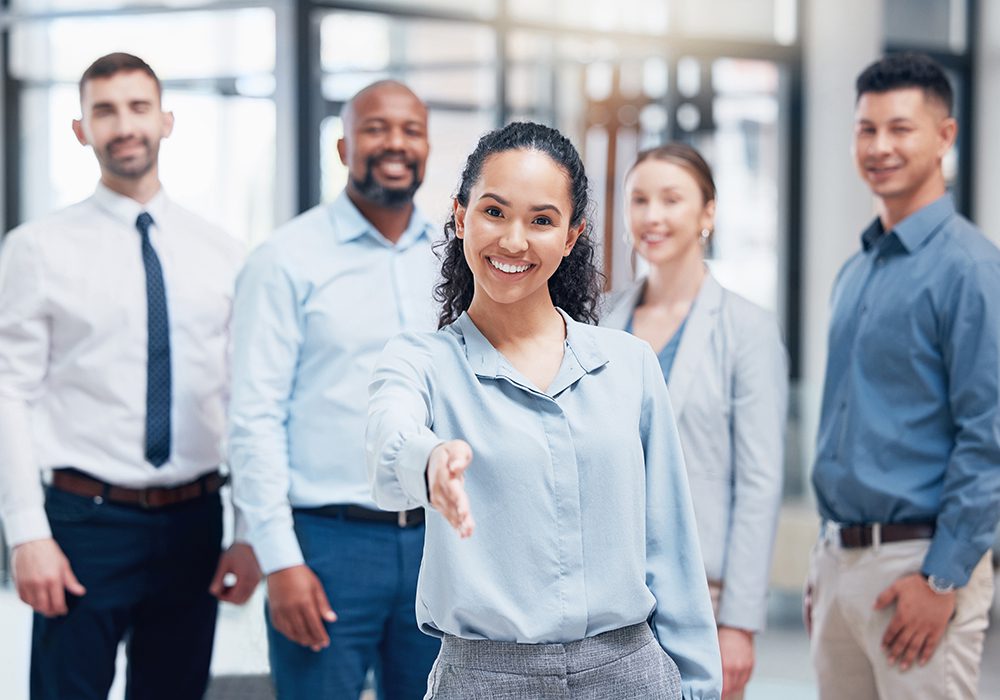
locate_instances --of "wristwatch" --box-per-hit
[925,574,956,595]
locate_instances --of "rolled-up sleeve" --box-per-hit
[923,259,1000,586]
[228,244,304,575]
[0,231,52,547]
[366,333,441,511]
[640,346,723,700]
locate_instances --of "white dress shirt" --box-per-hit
[0,184,244,547]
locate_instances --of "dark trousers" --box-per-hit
[267,511,440,700]
[31,486,223,700]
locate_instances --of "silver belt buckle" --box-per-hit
[398,510,407,528]
[823,520,840,546]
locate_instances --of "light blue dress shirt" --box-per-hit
[367,311,722,700]
[229,192,439,574]
[813,195,1000,587]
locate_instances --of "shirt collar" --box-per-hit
[455,309,609,383]
[327,190,434,249]
[860,193,955,253]
[92,182,168,229]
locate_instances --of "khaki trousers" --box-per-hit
[808,533,994,700]
[708,580,745,700]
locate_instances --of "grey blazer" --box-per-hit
[601,273,788,632]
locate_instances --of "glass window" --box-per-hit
[320,12,496,108]
[10,10,275,82]
[11,0,237,10]
[327,0,498,17]
[674,0,797,44]
[693,58,784,314]
[885,0,966,52]
[507,0,669,34]
[10,8,277,246]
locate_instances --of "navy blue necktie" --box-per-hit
[136,212,172,467]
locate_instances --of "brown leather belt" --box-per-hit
[295,504,424,528]
[838,522,935,549]
[51,468,226,510]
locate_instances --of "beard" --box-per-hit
[99,136,158,180]
[350,152,422,209]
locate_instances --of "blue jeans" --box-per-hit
[267,511,439,700]
[31,486,222,700]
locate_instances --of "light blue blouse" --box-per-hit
[367,310,722,700]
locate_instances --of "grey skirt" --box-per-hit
[424,622,682,699]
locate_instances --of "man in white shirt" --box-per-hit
[0,53,260,700]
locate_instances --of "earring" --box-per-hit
[622,229,634,247]
[699,228,711,243]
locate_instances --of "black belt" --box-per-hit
[838,522,935,549]
[295,504,424,528]
[51,468,226,510]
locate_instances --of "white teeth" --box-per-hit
[379,161,407,175]
[489,257,532,274]
[642,233,667,242]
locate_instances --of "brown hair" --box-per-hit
[79,53,161,97]
[627,142,716,204]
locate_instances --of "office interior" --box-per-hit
[0,1,998,698]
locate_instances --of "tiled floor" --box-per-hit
[2,581,998,700]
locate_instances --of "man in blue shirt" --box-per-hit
[228,81,440,699]
[807,52,1000,700]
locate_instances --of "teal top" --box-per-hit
[625,309,692,383]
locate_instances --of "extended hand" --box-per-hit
[11,538,87,617]
[719,626,755,698]
[209,542,262,605]
[875,573,956,670]
[267,565,337,651]
[427,440,475,538]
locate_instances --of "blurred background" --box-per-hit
[0,0,998,698]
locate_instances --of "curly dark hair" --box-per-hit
[856,51,953,115]
[434,121,603,328]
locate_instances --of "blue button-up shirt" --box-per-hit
[229,192,439,574]
[813,195,1000,586]
[367,311,722,700]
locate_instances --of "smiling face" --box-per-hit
[625,158,714,268]
[72,70,173,184]
[338,83,429,209]
[455,148,584,313]
[853,87,955,218]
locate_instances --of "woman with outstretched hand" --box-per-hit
[366,122,722,699]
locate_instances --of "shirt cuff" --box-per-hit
[2,507,53,548]
[232,507,250,544]
[396,432,442,508]
[921,526,985,588]
[717,594,765,633]
[251,520,305,575]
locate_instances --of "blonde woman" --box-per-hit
[603,144,788,700]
